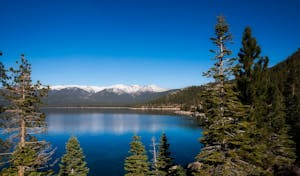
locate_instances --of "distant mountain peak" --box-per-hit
[50,84,169,94]
[45,84,173,107]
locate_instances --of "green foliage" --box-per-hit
[196,83,255,175]
[124,135,150,176]
[234,26,264,104]
[270,49,300,97]
[0,139,10,167]
[0,52,6,83]
[234,27,296,174]
[242,83,295,175]
[146,86,206,111]
[1,167,51,176]
[0,55,52,175]
[204,16,234,82]
[12,144,38,169]
[1,143,53,176]
[270,49,300,165]
[59,136,89,176]
[156,133,174,176]
[195,16,256,176]
[2,55,49,131]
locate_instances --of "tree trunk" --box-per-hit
[20,118,25,147]
[18,166,24,176]
[152,137,158,174]
[18,77,26,176]
[18,119,25,176]
[219,37,225,128]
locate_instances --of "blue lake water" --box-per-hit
[42,109,202,176]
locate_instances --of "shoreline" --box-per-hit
[41,106,180,111]
[41,106,203,117]
[41,106,131,109]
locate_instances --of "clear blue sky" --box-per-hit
[0,0,299,89]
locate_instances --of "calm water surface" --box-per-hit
[43,109,202,176]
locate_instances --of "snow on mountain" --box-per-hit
[50,85,106,93]
[50,84,168,94]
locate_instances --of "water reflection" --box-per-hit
[42,109,202,176]
[46,110,198,135]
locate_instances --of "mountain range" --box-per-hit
[44,84,175,107]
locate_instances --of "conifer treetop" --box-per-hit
[59,136,89,176]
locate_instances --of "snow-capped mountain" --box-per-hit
[50,84,168,94]
[44,84,174,107]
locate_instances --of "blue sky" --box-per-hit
[0,0,299,89]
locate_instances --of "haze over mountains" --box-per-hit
[44,84,174,107]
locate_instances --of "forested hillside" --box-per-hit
[143,86,206,110]
[145,48,300,170]
[44,88,174,107]
[270,49,300,98]
[147,50,300,113]
[270,49,300,166]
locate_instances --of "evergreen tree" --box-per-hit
[156,133,173,176]
[195,16,255,175]
[234,26,262,104]
[235,27,296,174]
[0,54,53,176]
[124,135,150,176]
[59,136,89,176]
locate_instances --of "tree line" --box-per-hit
[124,16,299,176]
[194,16,296,175]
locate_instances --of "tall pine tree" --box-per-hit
[235,26,261,104]
[59,136,89,176]
[235,27,295,174]
[0,54,53,176]
[124,135,150,176]
[195,16,256,175]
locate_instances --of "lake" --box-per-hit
[42,109,203,176]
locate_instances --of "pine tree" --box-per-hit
[234,26,262,104]
[233,27,271,174]
[0,54,53,176]
[235,27,296,174]
[156,133,173,176]
[124,135,150,176]
[59,136,89,176]
[195,16,256,175]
